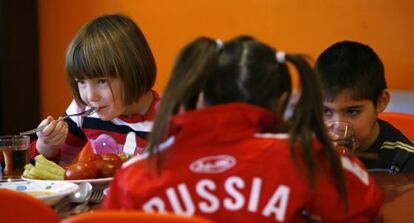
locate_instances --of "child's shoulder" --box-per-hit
[377,119,414,149]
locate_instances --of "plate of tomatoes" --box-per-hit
[65,153,123,179]
[23,153,125,189]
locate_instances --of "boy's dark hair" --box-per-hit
[147,36,347,205]
[315,40,386,105]
[65,14,156,106]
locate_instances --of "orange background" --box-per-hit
[38,0,414,117]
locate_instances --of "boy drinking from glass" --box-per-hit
[316,40,414,173]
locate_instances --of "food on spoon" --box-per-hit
[64,161,98,180]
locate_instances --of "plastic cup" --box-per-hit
[0,135,30,179]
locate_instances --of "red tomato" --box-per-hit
[100,153,122,169]
[64,161,98,180]
[92,153,123,178]
[78,154,103,163]
[94,159,120,178]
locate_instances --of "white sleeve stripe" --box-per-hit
[111,119,153,132]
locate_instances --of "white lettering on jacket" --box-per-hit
[142,197,166,213]
[197,179,220,213]
[142,176,290,221]
[189,155,236,174]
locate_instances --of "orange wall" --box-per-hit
[38,0,414,117]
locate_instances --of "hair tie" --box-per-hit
[275,51,286,63]
[215,39,223,49]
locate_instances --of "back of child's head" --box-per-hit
[65,13,156,106]
[148,36,346,201]
[202,36,292,109]
[315,40,386,105]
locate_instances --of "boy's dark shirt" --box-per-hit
[360,119,414,173]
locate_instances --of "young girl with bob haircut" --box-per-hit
[104,36,382,222]
[31,14,159,165]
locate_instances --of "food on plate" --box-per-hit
[77,153,123,178]
[78,153,103,163]
[101,153,123,168]
[94,154,123,178]
[22,155,65,180]
[117,152,134,163]
[64,161,98,180]
[23,153,126,181]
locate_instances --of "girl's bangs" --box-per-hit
[67,40,116,80]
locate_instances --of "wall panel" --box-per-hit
[38,0,414,117]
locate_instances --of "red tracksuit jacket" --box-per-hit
[103,103,383,223]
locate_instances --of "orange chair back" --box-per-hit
[0,189,60,223]
[379,112,414,141]
[61,210,216,223]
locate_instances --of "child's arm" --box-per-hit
[30,100,91,164]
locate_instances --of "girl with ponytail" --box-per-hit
[104,36,382,223]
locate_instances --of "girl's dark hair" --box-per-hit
[66,14,156,106]
[147,36,347,204]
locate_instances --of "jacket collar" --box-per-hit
[169,103,283,141]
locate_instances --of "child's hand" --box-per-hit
[36,116,69,158]
[326,121,355,155]
[325,122,339,147]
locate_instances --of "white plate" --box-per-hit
[22,177,113,189]
[0,180,78,206]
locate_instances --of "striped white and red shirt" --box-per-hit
[30,90,160,165]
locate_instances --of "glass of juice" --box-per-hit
[329,121,355,155]
[0,135,30,179]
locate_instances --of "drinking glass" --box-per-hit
[0,135,30,179]
[329,121,355,155]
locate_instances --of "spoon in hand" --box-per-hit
[20,107,97,135]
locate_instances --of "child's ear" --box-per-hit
[376,90,390,113]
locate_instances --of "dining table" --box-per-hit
[372,172,414,223]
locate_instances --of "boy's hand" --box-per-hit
[325,122,339,145]
[326,121,356,155]
[36,116,68,158]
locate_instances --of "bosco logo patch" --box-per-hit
[189,155,236,174]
